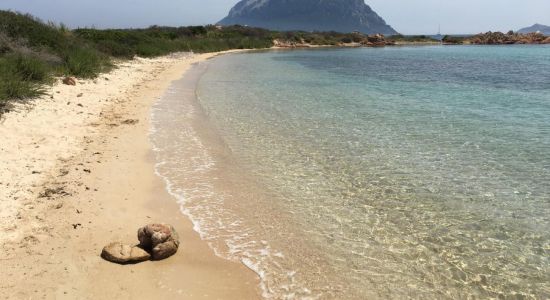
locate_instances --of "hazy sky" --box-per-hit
[1,0,549,34]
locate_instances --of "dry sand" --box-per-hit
[0,51,260,299]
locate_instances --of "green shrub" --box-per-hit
[61,47,110,78]
[0,54,47,102]
[0,76,45,101]
[95,39,136,58]
[11,53,50,81]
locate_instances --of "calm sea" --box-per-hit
[151,46,550,299]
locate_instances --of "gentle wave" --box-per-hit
[150,67,316,299]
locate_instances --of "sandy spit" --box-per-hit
[0,51,260,299]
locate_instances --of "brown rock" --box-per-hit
[138,223,179,260]
[101,242,151,264]
[62,77,76,86]
[468,31,549,45]
[365,34,387,46]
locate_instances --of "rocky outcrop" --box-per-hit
[138,223,180,260]
[101,242,151,264]
[468,31,549,45]
[363,34,387,46]
[218,0,397,35]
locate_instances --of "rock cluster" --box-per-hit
[101,223,179,264]
[138,223,180,260]
[272,39,311,48]
[468,31,550,45]
[363,34,389,46]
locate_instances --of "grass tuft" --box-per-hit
[61,46,111,78]
[0,53,48,104]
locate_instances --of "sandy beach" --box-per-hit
[0,51,260,299]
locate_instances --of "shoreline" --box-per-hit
[0,51,260,299]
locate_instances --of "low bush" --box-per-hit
[0,53,47,105]
[60,46,111,78]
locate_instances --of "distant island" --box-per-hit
[218,0,397,35]
[518,24,550,35]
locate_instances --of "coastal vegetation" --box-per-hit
[0,10,111,109]
[0,10,272,111]
[386,34,439,44]
[0,10,390,111]
[1,9,549,112]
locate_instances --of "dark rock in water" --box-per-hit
[101,242,151,264]
[218,0,397,35]
[138,224,180,260]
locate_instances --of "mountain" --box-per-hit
[218,0,397,35]
[518,24,550,35]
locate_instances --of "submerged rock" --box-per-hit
[101,242,151,264]
[138,223,180,260]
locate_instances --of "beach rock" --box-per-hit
[101,242,151,264]
[365,34,387,46]
[138,223,179,260]
[62,77,76,86]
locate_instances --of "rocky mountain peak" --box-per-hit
[219,0,397,35]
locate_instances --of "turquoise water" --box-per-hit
[155,46,550,299]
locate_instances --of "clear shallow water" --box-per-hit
[153,46,550,299]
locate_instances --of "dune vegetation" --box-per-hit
[0,10,274,111]
[0,10,392,112]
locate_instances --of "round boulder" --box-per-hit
[138,223,180,260]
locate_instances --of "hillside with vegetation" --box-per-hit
[518,24,550,35]
[0,10,409,112]
[219,0,397,35]
[0,10,273,111]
